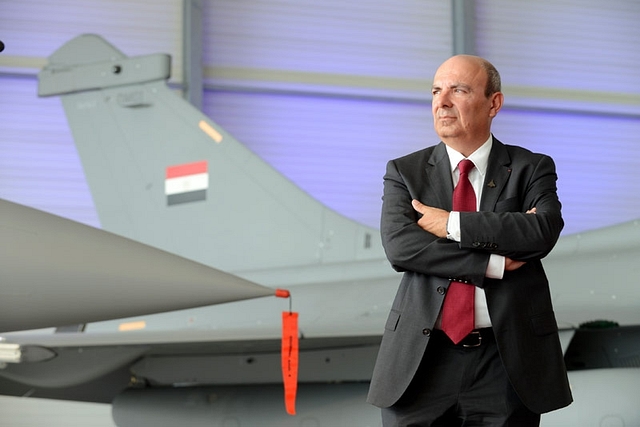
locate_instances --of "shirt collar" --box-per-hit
[445,135,493,176]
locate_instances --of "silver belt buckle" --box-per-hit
[462,330,482,348]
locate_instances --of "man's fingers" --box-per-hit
[505,257,526,271]
[412,199,425,212]
[526,207,537,214]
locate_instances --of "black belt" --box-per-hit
[432,328,494,348]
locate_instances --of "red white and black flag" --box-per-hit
[165,161,208,206]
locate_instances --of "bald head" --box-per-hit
[437,55,501,98]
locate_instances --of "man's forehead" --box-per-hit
[431,81,472,90]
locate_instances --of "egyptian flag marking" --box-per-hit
[165,161,208,206]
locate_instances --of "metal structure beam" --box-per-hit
[451,0,476,55]
[182,0,203,109]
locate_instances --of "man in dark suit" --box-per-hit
[367,55,572,426]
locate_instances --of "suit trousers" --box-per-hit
[381,328,540,427]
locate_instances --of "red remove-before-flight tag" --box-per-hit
[281,311,299,415]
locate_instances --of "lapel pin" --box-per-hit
[487,180,496,188]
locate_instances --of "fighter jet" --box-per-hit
[0,35,638,427]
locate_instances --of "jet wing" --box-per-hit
[543,219,640,328]
[0,255,396,405]
[0,198,274,333]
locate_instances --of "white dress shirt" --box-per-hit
[445,136,505,328]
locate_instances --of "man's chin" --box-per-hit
[435,127,460,140]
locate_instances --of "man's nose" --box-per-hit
[432,91,452,109]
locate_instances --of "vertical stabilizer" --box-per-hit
[38,35,384,274]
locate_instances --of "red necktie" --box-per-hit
[441,159,476,344]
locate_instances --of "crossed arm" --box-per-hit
[410,199,535,271]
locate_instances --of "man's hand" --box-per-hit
[505,257,526,271]
[411,199,449,238]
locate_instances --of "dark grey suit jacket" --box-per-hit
[367,137,573,414]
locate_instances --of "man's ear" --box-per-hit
[489,92,504,118]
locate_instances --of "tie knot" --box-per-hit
[458,159,475,175]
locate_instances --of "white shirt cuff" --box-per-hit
[446,211,461,241]
[486,254,505,279]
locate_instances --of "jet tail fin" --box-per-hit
[39,34,383,274]
[38,34,169,97]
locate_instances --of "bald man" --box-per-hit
[367,55,572,426]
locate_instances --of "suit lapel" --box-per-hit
[425,142,454,211]
[480,138,512,212]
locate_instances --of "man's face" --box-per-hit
[431,56,499,146]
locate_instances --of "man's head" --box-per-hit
[431,55,503,156]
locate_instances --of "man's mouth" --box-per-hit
[436,110,456,120]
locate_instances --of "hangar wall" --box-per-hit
[0,0,639,425]
[2,0,639,237]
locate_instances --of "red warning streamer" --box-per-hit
[282,311,299,415]
[276,289,298,415]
